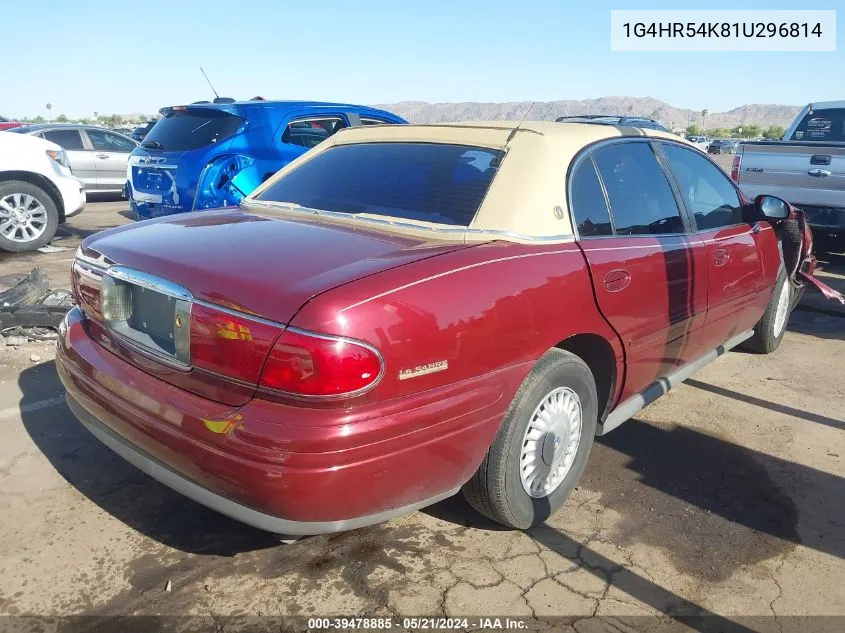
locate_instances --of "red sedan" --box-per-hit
[56,121,835,535]
[0,115,22,131]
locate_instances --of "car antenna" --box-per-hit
[200,67,220,100]
[500,101,536,154]
[492,102,535,167]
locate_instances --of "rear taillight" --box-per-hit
[730,154,741,182]
[259,329,383,398]
[190,303,282,384]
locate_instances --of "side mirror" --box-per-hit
[755,195,791,220]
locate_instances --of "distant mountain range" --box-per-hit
[373,97,803,130]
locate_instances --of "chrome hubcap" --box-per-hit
[773,281,791,338]
[0,193,48,243]
[520,386,582,498]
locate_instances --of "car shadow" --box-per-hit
[17,361,278,557]
[429,416,844,581]
[427,494,758,631]
[685,378,845,431]
[581,420,845,565]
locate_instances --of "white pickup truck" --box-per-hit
[0,131,86,252]
[732,101,845,251]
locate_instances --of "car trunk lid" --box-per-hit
[86,208,470,321]
[75,209,474,406]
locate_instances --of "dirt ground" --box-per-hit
[1,176,844,631]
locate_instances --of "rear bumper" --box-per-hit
[56,307,516,534]
[65,394,459,535]
[129,196,189,220]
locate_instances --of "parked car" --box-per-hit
[708,139,738,154]
[556,115,671,133]
[732,101,845,252]
[0,115,21,131]
[126,100,405,220]
[130,121,157,142]
[58,121,840,535]
[688,135,711,151]
[0,131,85,252]
[8,124,138,195]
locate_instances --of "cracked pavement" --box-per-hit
[0,198,844,631]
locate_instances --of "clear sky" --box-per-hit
[4,0,842,119]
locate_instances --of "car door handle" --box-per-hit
[713,248,730,267]
[603,269,631,292]
[95,154,110,159]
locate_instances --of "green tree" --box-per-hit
[707,128,729,139]
[56,113,68,123]
[763,125,786,140]
[732,124,762,138]
[685,124,703,137]
[33,115,45,123]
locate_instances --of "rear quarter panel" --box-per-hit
[290,241,623,405]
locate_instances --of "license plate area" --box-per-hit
[101,268,192,368]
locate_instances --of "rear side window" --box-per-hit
[257,142,502,226]
[42,129,84,150]
[791,108,845,142]
[593,142,684,236]
[569,157,612,237]
[661,143,743,230]
[141,110,244,151]
[282,117,346,148]
[361,117,396,126]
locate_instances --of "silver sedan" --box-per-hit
[8,124,137,194]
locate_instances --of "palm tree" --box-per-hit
[701,109,709,132]
[45,103,52,123]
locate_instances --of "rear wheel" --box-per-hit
[0,181,59,252]
[462,349,597,529]
[745,269,792,354]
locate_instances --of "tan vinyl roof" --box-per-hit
[246,121,691,243]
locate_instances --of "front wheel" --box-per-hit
[462,349,597,529]
[745,269,792,354]
[0,181,59,252]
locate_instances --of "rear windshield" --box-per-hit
[256,142,503,226]
[141,109,244,151]
[791,108,845,142]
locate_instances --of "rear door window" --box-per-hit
[140,109,244,151]
[86,129,137,153]
[569,157,613,237]
[282,116,346,148]
[592,142,685,235]
[42,129,85,150]
[257,142,502,226]
[791,108,845,142]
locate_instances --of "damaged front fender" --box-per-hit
[780,203,845,304]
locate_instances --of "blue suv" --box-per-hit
[127,100,406,219]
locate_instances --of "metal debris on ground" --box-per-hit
[0,269,75,341]
[35,245,70,254]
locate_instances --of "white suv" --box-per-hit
[0,131,86,252]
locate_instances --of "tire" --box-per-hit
[462,348,597,529]
[745,268,792,354]
[0,180,59,253]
